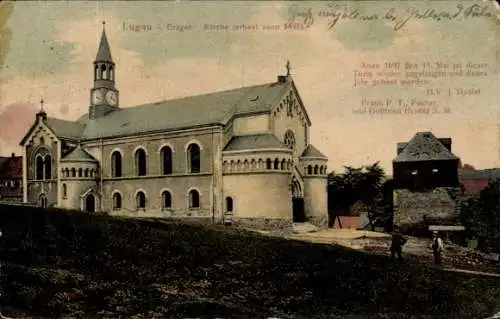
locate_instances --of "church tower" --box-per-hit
[89,22,119,120]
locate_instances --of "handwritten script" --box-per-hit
[288,3,496,31]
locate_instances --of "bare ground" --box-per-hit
[249,228,500,275]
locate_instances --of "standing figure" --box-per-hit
[391,226,407,262]
[430,231,444,265]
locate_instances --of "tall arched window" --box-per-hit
[135,149,147,176]
[71,168,76,177]
[109,66,114,81]
[162,190,172,210]
[161,146,173,175]
[113,192,122,210]
[273,158,279,169]
[44,155,52,179]
[307,165,312,175]
[226,197,233,212]
[62,183,67,199]
[266,158,272,169]
[136,191,146,210]
[94,65,98,81]
[187,144,200,173]
[314,165,319,175]
[36,156,44,180]
[78,168,83,177]
[111,151,122,177]
[189,189,200,209]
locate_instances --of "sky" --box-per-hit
[0,0,499,174]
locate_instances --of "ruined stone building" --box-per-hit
[18,24,329,229]
[392,132,461,228]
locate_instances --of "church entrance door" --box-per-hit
[85,194,95,213]
[39,194,47,208]
[291,179,305,222]
[292,197,305,222]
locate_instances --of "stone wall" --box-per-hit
[230,217,292,232]
[393,187,461,229]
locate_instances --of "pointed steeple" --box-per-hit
[95,21,113,62]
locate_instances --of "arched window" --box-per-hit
[189,189,200,209]
[135,149,147,176]
[284,130,295,150]
[307,165,312,175]
[273,158,279,169]
[62,183,67,199]
[113,192,122,210]
[162,191,172,210]
[161,146,173,175]
[94,65,98,81]
[111,151,122,177]
[136,191,146,210]
[266,158,272,169]
[187,144,201,173]
[109,66,114,81]
[100,64,106,79]
[36,156,44,180]
[314,165,319,175]
[78,168,83,177]
[71,168,76,177]
[226,197,233,212]
[44,155,52,179]
[281,159,286,170]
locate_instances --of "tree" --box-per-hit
[328,162,387,229]
[460,178,500,252]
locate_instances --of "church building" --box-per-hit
[19,23,329,229]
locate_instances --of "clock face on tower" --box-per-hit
[92,89,104,105]
[106,90,118,106]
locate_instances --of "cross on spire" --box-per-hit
[286,60,291,76]
[40,97,44,111]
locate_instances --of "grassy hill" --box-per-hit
[0,204,499,318]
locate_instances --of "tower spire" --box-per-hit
[286,60,291,76]
[95,21,113,62]
[39,97,44,112]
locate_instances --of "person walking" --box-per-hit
[391,226,407,262]
[430,231,444,265]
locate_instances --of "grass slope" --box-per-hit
[0,204,499,318]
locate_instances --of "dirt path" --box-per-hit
[248,228,500,276]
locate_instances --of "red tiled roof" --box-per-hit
[0,156,22,180]
[460,179,489,197]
